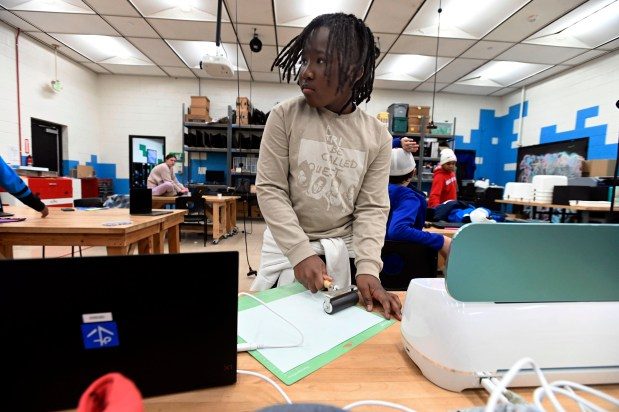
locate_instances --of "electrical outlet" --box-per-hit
[198,167,206,175]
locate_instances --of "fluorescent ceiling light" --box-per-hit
[0,0,92,13]
[376,54,452,82]
[275,0,370,27]
[525,0,619,48]
[130,0,228,21]
[404,0,527,39]
[457,61,551,87]
[166,40,248,71]
[53,34,154,65]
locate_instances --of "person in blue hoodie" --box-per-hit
[0,155,49,217]
[386,148,451,258]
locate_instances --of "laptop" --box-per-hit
[0,252,239,411]
[130,187,173,216]
[0,200,14,217]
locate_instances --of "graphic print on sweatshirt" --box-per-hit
[297,127,365,212]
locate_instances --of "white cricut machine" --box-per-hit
[401,223,619,392]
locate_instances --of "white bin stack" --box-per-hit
[532,175,568,203]
[503,182,534,201]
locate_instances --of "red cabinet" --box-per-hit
[28,177,73,207]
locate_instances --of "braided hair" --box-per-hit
[271,13,379,105]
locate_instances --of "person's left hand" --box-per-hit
[40,205,49,218]
[355,274,402,320]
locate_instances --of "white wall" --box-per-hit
[0,21,99,165]
[503,51,619,148]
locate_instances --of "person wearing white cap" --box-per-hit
[428,148,458,208]
[387,149,451,257]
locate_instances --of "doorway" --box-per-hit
[31,119,63,174]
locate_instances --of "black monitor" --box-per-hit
[204,170,226,185]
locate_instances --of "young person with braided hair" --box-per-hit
[252,13,401,320]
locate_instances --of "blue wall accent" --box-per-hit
[63,159,78,176]
[178,152,228,185]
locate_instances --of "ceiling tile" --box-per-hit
[426,58,485,83]
[390,35,475,57]
[84,0,140,17]
[14,11,116,34]
[374,33,398,54]
[598,37,619,51]
[403,0,529,39]
[373,79,420,90]
[276,25,302,48]
[442,83,502,95]
[484,0,587,42]
[105,16,158,38]
[129,37,186,67]
[561,49,608,66]
[414,82,449,92]
[26,31,90,61]
[508,65,570,88]
[0,10,40,30]
[252,71,281,83]
[53,33,154,65]
[460,40,514,59]
[274,0,371,27]
[167,40,247,71]
[236,23,276,46]
[490,87,518,96]
[0,0,93,13]
[161,66,195,77]
[81,62,111,73]
[496,44,587,65]
[149,18,236,41]
[224,0,273,25]
[364,0,423,34]
[240,44,277,72]
[132,0,227,21]
[377,53,452,82]
[100,64,166,76]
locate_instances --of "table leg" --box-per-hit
[138,236,153,255]
[168,225,180,253]
[212,204,222,241]
[0,245,13,259]
[154,230,165,254]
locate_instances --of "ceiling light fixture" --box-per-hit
[50,44,62,93]
[249,28,262,53]
[427,1,442,131]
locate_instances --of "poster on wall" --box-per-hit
[516,137,588,183]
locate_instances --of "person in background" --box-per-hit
[0,155,49,217]
[252,12,401,320]
[387,149,451,258]
[146,154,188,196]
[428,148,458,208]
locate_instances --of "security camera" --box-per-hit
[249,28,262,53]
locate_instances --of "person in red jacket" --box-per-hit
[428,148,458,208]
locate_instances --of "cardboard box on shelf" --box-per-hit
[189,107,209,117]
[77,165,94,178]
[583,159,616,177]
[408,106,430,117]
[408,116,421,125]
[185,113,212,123]
[190,96,210,109]
[408,125,421,134]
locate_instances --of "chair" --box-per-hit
[379,240,438,291]
[175,194,208,246]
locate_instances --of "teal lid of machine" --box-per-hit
[445,223,619,303]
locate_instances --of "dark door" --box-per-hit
[31,119,62,173]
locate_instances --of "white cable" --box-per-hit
[480,378,509,404]
[237,369,292,405]
[484,357,563,412]
[343,400,416,412]
[237,292,304,351]
[534,380,619,412]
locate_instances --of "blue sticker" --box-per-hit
[81,321,120,349]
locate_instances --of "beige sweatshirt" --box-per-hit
[147,162,184,195]
[256,96,392,278]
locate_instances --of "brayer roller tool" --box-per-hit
[323,286,359,315]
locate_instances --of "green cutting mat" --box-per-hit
[446,223,619,303]
[238,283,394,385]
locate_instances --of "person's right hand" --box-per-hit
[294,255,328,293]
[40,205,49,218]
[401,137,419,153]
[439,235,452,259]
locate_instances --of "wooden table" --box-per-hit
[203,195,241,243]
[141,299,619,411]
[495,199,612,223]
[152,196,177,209]
[0,206,185,259]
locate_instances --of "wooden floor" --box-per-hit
[10,218,267,293]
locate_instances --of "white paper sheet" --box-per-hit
[238,291,383,373]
